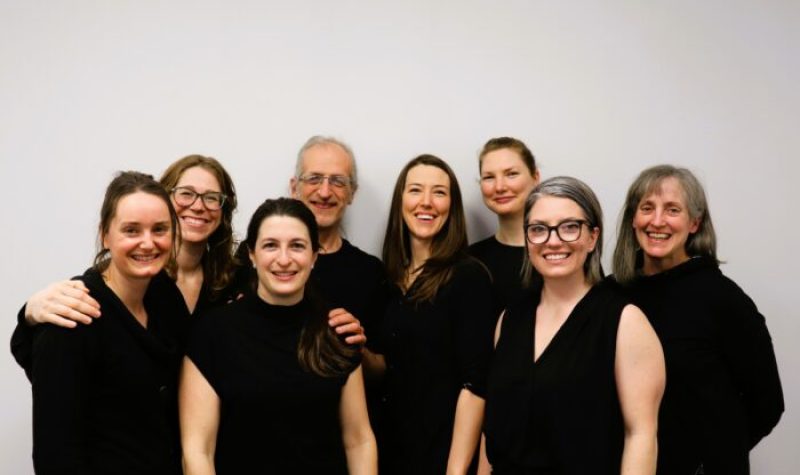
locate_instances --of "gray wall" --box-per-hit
[1,1,797,473]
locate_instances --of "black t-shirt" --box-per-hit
[468,235,540,317]
[186,294,359,474]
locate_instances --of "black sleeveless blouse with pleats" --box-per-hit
[485,279,628,475]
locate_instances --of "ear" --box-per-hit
[289,177,299,197]
[248,248,256,268]
[689,217,701,234]
[587,226,600,253]
[101,232,108,250]
[311,251,318,269]
[532,168,541,185]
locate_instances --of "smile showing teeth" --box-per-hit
[647,232,670,240]
[132,254,158,262]
[182,216,208,226]
[416,213,435,221]
[544,253,568,261]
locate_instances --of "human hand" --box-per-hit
[328,307,366,346]
[24,280,101,328]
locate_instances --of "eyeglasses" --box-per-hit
[297,174,352,189]
[525,220,589,244]
[171,187,227,210]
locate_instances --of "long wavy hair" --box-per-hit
[245,198,357,378]
[94,171,180,274]
[159,154,238,300]
[382,154,469,303]
[612,165,718,285]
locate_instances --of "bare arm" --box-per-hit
[476,433,491,475]
[25,280,101,327]
[616,305,665,475]
[180,356,220,475]
[446,389,485,475]
[339,365,378,475]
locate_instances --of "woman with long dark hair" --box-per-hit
[612,165,783,474]
[180,198,377,474]
[373,154,496,474]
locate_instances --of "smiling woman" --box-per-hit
[179,198,377,475]
[30,171,190,475]
[373,154,496,475]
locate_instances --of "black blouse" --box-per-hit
[485,279,627,475]
[373,257,495,475]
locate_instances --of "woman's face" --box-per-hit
[479,148,539,217]
[526,196,598,281]
[171,166,223,245]
[401,164,452,250]
[249,215,317,306]
[633,177,700,274]
[103,191,173,281]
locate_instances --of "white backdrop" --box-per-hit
[1,1,797,473]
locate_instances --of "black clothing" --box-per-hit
[485,279,627,475]
[30,269,189,475]
[625,257,783,475]
[373,257,495,475]
[468,235,541,317]
[186,294,359,474]
[311,238,389,348]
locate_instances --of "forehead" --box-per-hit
[642,177,687,203]
[480,148,526,172]
[257,215,311,240]
[176,166,222,191]
[528,196,584,222]
[112,192,170,223]
[405,164,450,187]
[300,143,353,176]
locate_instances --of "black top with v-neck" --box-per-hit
[30,268,190,475]
[485,279,628,475]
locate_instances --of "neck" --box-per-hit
[540,271,592,307]
[642,252,690,276]
[495,212,526,246]
[318,226,343,254]
[102,267,150,325]
[177,240,205,277]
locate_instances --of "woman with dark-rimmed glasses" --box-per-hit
[482,176,665,475]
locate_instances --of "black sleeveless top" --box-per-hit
[485,279,628,475]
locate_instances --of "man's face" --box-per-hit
[290,143,355,231]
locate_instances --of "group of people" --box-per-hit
[11,135,783,475]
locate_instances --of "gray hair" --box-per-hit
[612,164,718,285]
[295,135,359,192]
[522,176,605,286]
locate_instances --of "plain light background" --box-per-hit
[1,1,797,473]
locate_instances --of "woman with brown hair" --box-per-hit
[180,198,376,474]
[469,137,541,315]
[372,154,496,474]
[31,171,189,474]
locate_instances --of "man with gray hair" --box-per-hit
[288,136,387,345]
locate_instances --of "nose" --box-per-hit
[140,231,155,249]
[276,247,292,266]
[544,227,562,246]
[317,179,332,198]
[420,190,433,208]
[652,209,666,226]
[189,195,206,212]
[494,176,507,193]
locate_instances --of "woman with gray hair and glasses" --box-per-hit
[482,176,665,475]
[612,165,783,475]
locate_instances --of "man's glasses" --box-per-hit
[296,174,352,189]
[525,220,589,244]
[171,187,227,210]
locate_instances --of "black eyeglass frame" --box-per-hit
[171,187,228,210]
[525,219,591,245]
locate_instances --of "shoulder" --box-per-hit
[340,239,383,268]
[452,255,492,282]
[467,235,495,256]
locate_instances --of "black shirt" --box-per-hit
[624,257,783,475]
[485,279,627,475]
[186,294,358,474]
[373,257,495,475]
[31,269,189,475]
